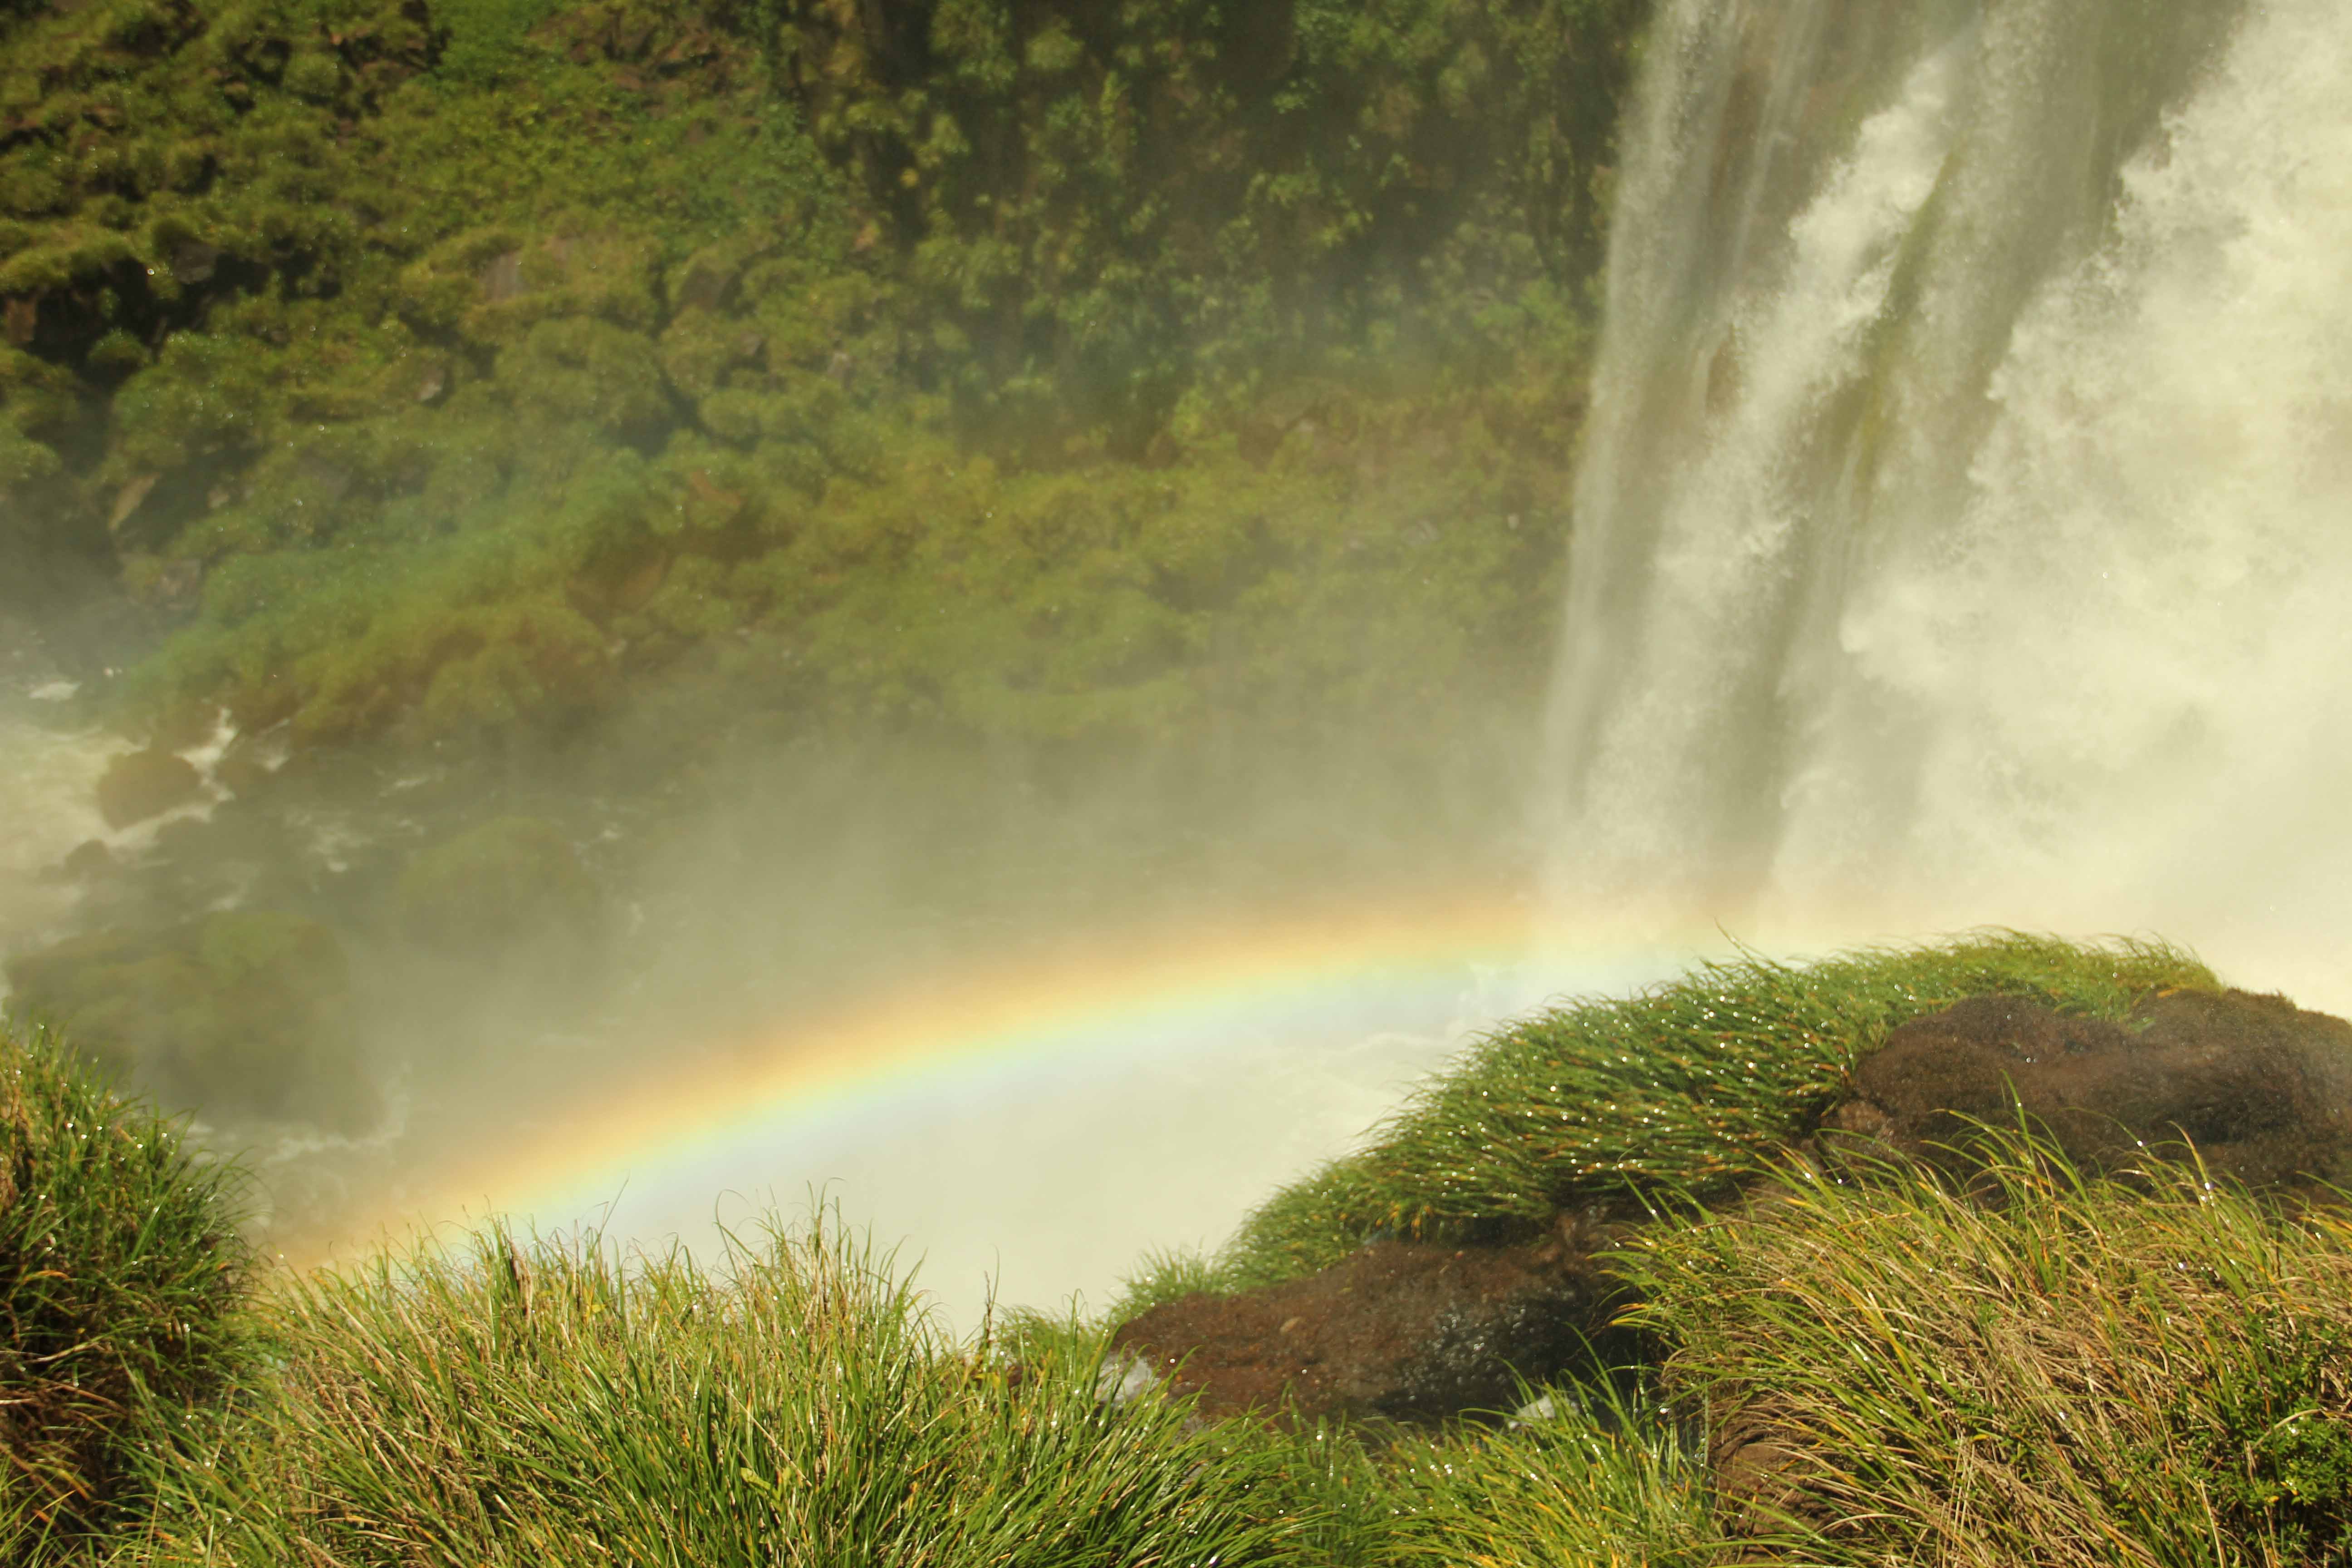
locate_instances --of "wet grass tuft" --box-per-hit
[128,1211,1327,1566]
[1623,1122,2352,1566]
[0,1018,255,1565]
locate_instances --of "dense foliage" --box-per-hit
[5,911,376,1128]
[0,0,1642,755]
[769,0,1639,454]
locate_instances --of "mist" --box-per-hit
[3,614,1619,1324]
[4,0,2347,1333]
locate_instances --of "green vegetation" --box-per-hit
[1374,1373,1710,1565]
[1623,1129,2352,1565]
[0,1019,255,1564]
[0,0,1638,760]
[12,3,2340,1557]
[4,910,378,1129]
[391,813,603,958]
[1210,930,2218,1286]
[19,934,2352,1565]
[132,1217,1325,1564]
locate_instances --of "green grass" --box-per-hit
[126,1213,1333,1565]
[17,934,2352,1565]
[0,1018,256,1565]
[1374,1372,1714,1567]
[1621,1124,2352,1565]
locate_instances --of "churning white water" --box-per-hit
[0,632,125,960]
[1543,0,2352,1005]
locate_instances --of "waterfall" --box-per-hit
[1541,0,2352,998]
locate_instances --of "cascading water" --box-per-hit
[0,623,133,953]
[1542,0,2352,1000]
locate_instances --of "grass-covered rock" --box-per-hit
[0,1017,256,1564]
[1626,1130,2352,1565]
[390,813,603,959]
[1208,931,2219,1287]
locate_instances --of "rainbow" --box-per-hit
[294,885,1720,1283]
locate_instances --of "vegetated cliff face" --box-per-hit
[0,0,1645,756]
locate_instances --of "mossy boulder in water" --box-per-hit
[93,745,201,828]
[3,911,377,1130]
[391,815,603,962]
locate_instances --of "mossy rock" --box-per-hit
[93,744,202,827]
[3,911,378,1130]
[390,815,604,961]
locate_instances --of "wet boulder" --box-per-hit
[1108,1210,1630,1427]
[94,745,201,828]
[1824,989,2352,1194]
[37,839,114,883]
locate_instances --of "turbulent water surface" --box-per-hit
[1541,0,2352,1005]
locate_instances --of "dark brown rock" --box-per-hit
[169,239,220,284]
[36,840,113,885]
[94,746,201,828]
[1826,989,2352,1194]
[59,839,112,879]
[147,700,224,752]
[1109,1210,1629,1426]
[212,735,278,799]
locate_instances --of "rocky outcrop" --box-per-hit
[93,746,201,828]
[1113,988,2352,1441]
[1108,1208,1631,1427]
[1824,988,2352,1194]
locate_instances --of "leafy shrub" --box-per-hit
[431,0,564,88]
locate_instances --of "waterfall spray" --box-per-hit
[1542,0,2352,1002]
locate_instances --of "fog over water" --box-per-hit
[0,617,1617,1324]
[4,0,2348,1323]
